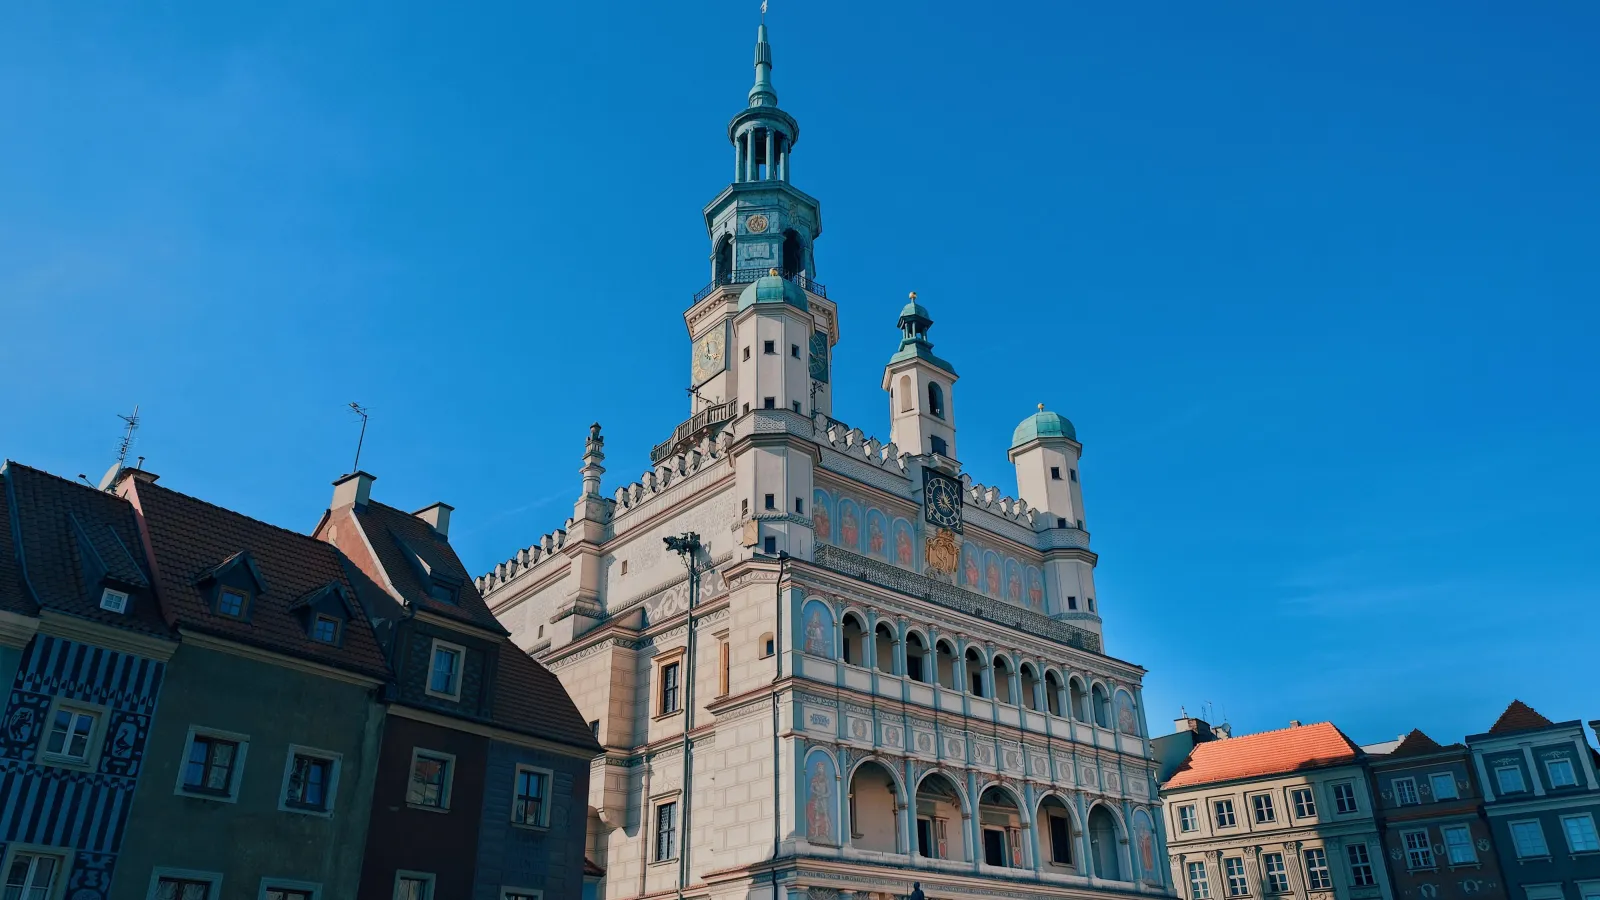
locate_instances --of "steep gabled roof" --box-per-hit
[1385,729,1464,758]
[1489,700,1556,735]
[352,501,507,634]
[0,471,36,618]
[1163,722,1362,790]
[492,638,602,753]
[3,462,171,637]
[120,476,389,679]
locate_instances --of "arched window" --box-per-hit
[849,761,902,853]
[979,787,1025,867]
[841,614,867,666]
[1020,664,1041,712]
[759,632,775,659]
[905,632,929,683]
[935,640,958,689]
[1087,806,1123,880]
[992,656,1015,705]
[915,773,967,861]
[1091,684,1111,728]
[965,647,987,697]
[928,382,945,418]
[1037,796,1079,872]
[1069,678,1088,722]
[781,229,803,279]
[1044,671,1063,717]
[898,375,913,413]
[874,622,897,675]
[714,234,733,283]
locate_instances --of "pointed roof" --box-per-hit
[351,500,508,634]
[1385,729,1464,758]
[1163,721,1362,790]
[1489,700,1556,735]
[748,23,778,108]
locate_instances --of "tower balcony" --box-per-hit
[692,267,826,305]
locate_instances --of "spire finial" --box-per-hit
[748,15,778,108]
[1038,403,1045,412]
[908,291,917,300]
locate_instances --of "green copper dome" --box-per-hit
[738,271,808,312]
[899,299,930,321]
[1011,408,1077,448]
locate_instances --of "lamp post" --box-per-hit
[664,532,702,900]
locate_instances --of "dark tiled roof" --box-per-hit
[584,858,605,878]
[0,472,36,618]
[353,501,507,634]
[1164,722,1362,789]
[1385,729,1463,758]
[123,477,389,678]
[3,462,171,637]
[1489,700,1556,735]
[492,638,601,753]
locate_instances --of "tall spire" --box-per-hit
[748,24,778,108]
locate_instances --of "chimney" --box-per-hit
[1213,723,1232,739]
[332,471,375,509]
[120,469,160,486]
[1289,719,1303,728]
[415,502,454,538]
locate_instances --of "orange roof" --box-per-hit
[1163,722,1362,790]
[1488,700,1555,735]
[1385,729,1461,758]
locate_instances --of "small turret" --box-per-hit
[882,292,959,459]
[1009,404,1083,527]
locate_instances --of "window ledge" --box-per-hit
[423,689,462,703]
[648,857,680,867]
[511,821,550,833]
[651,709,685,722]
[38,754,94,772]
[406,802,451,814]
[1517,856,1553,864]
[1571,851,1600,859]
[1447,862,1482,870]
[176,788,238,803]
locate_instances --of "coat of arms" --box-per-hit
[924,527,960,582]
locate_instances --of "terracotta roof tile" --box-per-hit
[1163,722,1361,790]
[1488,700,1556,735]
[492,639,601,752]
[1384,729,1463,758]
[352,502,507,634]
[122,476,389,679]
[3,462,172,637]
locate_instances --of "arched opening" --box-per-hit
[914,773,966,861]
[841,614,867,667]
[1044,671,1063,716]
[1087,805,1123,881]
[935,640,957,689]
[713,234,733,283]
[964,647,987,697]
[992,656,1015,705]
[848,761,901,853]
[1037,796,1079,874]
[1019,664,1040,711]
[905,633,929,683]
[1115,691,1140,736]
[874,622,897,675]
[781,229,803,279]
[1069,678,1088,722]
[898,375,913,413]
[928,381,945,418]
[759,632,775,659]
[978,786,1025,868]
[1091,684,1111,728]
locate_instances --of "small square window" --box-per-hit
[763,340,775,354]
[1056,517,1067,528]
[393,872,434,900]
[929,435,948,456]
[763,536,777,555]
[426,640,465,701]
[5,851,66,899]
[1430,772,1458,800]
[1333,781,1359,813]
[764,397,776,409]
[100,587,129,613]
[407,749,453,809]
[1548,758,1578,788]
[1050,467,1061,480]
[792,401,802,413]
[1444,824,1477,863]
[1511,819,1549,858]
[218,587,249,619]
[764,494,776,510]
[1292,787,1316,818]
[1496,765,1526,794]
[794,497,804,514]
[1251,793,1276,823]
[282,747,340,814]
[311,615,340,645]
[1214,798,1236,828]
[154,873,219,899]
[427,580,457,604]
[1177,805,1197,832]
[791,343,800,358]
[742,346,750,361]
[1076,518,1085,529]
[182,730,246,798]
[42,702,101,765]
[513,766,551,827]
[1069,468,1078,482]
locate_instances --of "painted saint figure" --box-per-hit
[806,758,834,843]
[840,505,859,548]
[812,502,830,544]
[803,608,828,657]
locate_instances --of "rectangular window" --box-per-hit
[1178,804,1198,832]
[1050,467,1061,480]
[1262,853,1288,893]
[513,766,550,827]
[501,892,541,900]
[1404,829,1435,869]
[717,639,730,697]
[742,346,750,361]
[1187,861,1211,899]
[264,889,315,900]
[764,493,776,510]
[283,750,337,812]
[1292,787,1316,818]
[184,733,242,796]
[1070,468,1078,481]
[1394,776,1419,806]
[427,580,457,604]
[1548,758,1579,788]
[1333,781,1358,813]
[1049,815,1072,863]
[155,875,216,899]
[1303,848,1332,890]
[311,615,340,644]
[1444,824,1477,863]
[4,851,64,899]
[763,536,776,555]
[794,497,804,513]
[1067,596,1077,610]
[929,435,948,456]
[660,662,681,714]
[1347,843,1376,887]
[1224,857,1248,896]
[1564,814,1600,853]
[791,343,800,358]
[763,340,775,354]
[426,640,464,701]
[763,397,776,409]
[792,401,802,413]
[1430,772,1458,800]
[43,704,100,764]
[100,587,129,613]
[982,827,1006,866]
[1214,798,1236,828]
[655,801,678,861]
[406,749,453,809]
[589,720,600,738]
[1251,793,1276,823]
[1497,764,1526,794]
[218,586,249,618]
[393,873,433,900]
[742,499,749,516]
[1511,820,1550,858]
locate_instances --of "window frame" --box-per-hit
[512,764,553,829]
[100,586,130,613]
[1510,818,1550,859]
[39,696,108,771]
[311,614,342,645]
[1224,856,1249,897]
[1250,792,1276,824]
[1262,852,1289,893]
[1177,804,1198,833]
[424,638,466,702]
[259,878,323,900]
[1547,758,1579,789]
[500,890,543,900]
[1303,847,1332,890]
[217,585,251,619]
[1430,772,1459,800]
[1187,860,1211,900]
[1403,828,1436,870]
[1496,763,1527,794]
[654,798,680,863]
[1562,813,1600,853]
[278,745,342,817]
[147,867,224,900]
[1346,842,1376,887]
[1393,775,1420,806]
[1213,798,1237,828]
[1443,824,1477,864]
[1,844,72,900]
[391,871,435,900]
[1332,780,1359,814]
[658,659,682,716]
[175,725,250,802]
[1291,786,1316,818]
[405,747,456,811]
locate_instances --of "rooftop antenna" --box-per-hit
[96,405,140,490]
[348,402,370,473]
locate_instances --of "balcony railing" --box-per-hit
[650,400,739,465]
[691,268,827,304]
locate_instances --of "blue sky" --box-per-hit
[2,2,1596,746]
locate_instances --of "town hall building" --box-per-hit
[478,23,1171,900]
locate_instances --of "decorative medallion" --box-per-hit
[922,469,963,533]
[924,527,959,580]
[746,213,769,234]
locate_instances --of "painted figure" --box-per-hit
[807,758,834,842]
[840,504,858,548]
[1134,811,1157,879]
[868,516,885,557]
[804,608,828,657]
[963,548,980,588]
[1027,570,1043,608]
[986,560,1000,596]
[895,522,913,567]
[1117,693,1139,735]
[812,501,830,544]
[1008,571,1021,602]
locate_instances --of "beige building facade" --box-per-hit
[477,23,1170,900]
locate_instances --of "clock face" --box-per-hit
[691,326,727,385]
[808,330,830,383]
[923,469,963,532]
[746,214,769,234]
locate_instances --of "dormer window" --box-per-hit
[312,615,341,645]
[428,579,458,605]
[99,588,129,614]
[218,587,250,619]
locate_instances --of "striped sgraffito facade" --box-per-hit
[0,633,165,899]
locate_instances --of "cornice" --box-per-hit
[38,610,177,661]
[0,609,40,649]
[178,627,385,689]
[386,702,600,762]
[413,607,509,642]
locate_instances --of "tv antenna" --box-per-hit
[348,402,370,473]
[94,405,140,490]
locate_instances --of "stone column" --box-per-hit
[765,129,776,181]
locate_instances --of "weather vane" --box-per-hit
[761,0,768,22]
